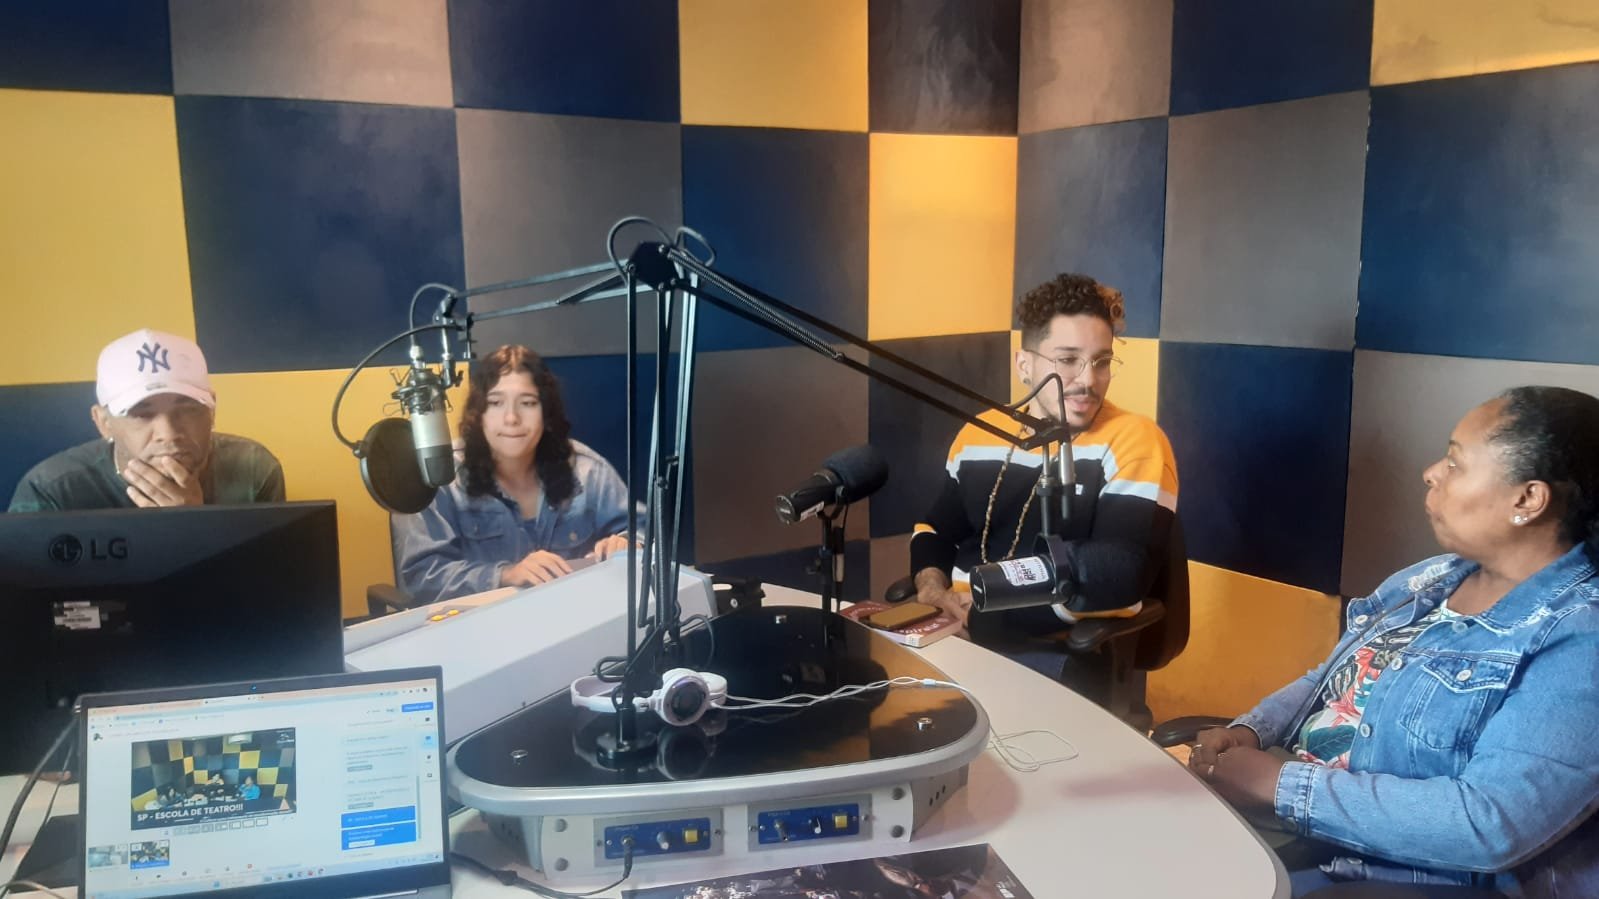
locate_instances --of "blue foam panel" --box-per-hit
[0,0,172,94]
[177,96,464,373]
[1170,0,1372,115]
[1157,341,1353,594]
[681,126,869,352]
[1357,62,1599,366]
[1014,118,1167,338]
[448,0,679,121]
[0,382,101,508]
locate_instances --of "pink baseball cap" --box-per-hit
[96,329,215,416]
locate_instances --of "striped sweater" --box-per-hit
[910,400,1179,622]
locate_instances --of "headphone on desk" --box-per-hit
[569,668,729,727]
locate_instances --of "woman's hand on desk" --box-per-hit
[1189,725,1259,772]
[500,550,573,587]
[1191,726,1284,811]
[587,533,631,562]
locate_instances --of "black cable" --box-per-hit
[408,282,460,332]
[0,717,75,860]
[330,322,463,451]
[450,839,633,898]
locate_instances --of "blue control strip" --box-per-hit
[601,817,714,859]
[755,803,861,845]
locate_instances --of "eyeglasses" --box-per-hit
[1029,350,1123,380]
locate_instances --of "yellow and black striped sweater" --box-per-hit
[910,400,1179,625]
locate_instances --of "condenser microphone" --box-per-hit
[396,366,455,488]
[775,445,888,524]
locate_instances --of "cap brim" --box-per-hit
[102,382,216,417]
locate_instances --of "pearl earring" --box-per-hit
[1513,514,1527,525]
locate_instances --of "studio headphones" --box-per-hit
[569,668,729,727]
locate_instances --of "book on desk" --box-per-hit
[840,600,963,648]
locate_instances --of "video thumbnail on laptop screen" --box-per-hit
[128,729,297,831]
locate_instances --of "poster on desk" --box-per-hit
[623,843,1033,899]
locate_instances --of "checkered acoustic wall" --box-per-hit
[4,1,1599,721]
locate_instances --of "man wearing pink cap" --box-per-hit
[7,329,284,512]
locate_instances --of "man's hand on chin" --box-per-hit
[123,456,203,507]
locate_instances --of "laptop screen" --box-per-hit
[78,669,449,899]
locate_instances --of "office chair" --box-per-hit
[884,516,1190,729]
[361,516,420,620]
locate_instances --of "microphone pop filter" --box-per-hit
[358,418,438,514]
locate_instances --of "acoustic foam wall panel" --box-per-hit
[169,0,454,107]
[1358,62,1599,366]
[176,96,464,373]
[679,0,868,132]
[1014,118,1167,338]
[1018,0,1172,133]
[681,126,868,352]
[0,1,172,94]
[0,90,196,386]
[448,0,679,121]
[868,0,1021,135]
[456,109,682,357]
[1160,91,1368,351]
[1158,341,1353,594]
[1170,0,1372,115]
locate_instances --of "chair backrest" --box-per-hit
[1134,513,1189,671]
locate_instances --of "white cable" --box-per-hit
[722,677,973,711]
[721,676,1076,774]
[988,729,1079,773]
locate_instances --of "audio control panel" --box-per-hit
[747,793,871,851]
[601,816,714,860]
[754,802,861,845]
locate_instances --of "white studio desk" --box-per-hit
[2,583,1287,899]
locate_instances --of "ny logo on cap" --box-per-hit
[136,342,171,374]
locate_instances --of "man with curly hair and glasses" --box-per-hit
[908,274,1179,714]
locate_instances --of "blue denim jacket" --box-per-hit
[1235,544,1599,896]
[391,440,634,604]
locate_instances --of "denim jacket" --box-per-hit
[392,440,634,604]
[1234,544,1599,896]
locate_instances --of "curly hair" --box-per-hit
[1016,273,1127,349]
[459,345,577,506]
[1489,386,1599,552]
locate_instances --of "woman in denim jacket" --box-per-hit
[393,345,633,604]
[1191,387,1599,897]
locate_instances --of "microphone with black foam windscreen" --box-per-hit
[775,444,888,524]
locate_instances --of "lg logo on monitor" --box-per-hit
[47,534,129,565]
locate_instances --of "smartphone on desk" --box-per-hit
[867,602,940,630]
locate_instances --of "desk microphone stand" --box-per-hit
[813,508,846,616]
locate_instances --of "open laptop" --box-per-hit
[76,668,452,899]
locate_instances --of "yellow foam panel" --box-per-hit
[0,90,195,386]
[1147,563,1342,723]
[1009,331,1159,422]
[1372,0,1599,86]
[679,0,868,131]
[211,367,466,619]
[869,134,1017,341]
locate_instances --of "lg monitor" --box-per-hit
[0,502,346,775]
